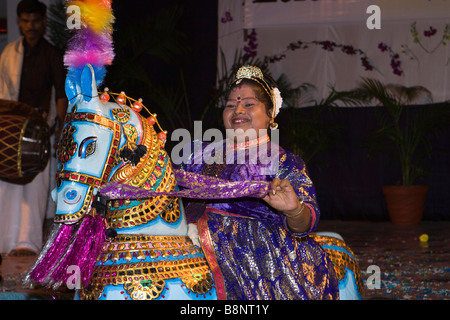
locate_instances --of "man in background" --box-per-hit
[0,0,67,256]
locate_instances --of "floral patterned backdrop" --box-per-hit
[218,0,450,106]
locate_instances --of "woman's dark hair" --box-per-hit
[17,0,47,17]
[227,72,278,117]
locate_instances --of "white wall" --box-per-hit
[219,0,450,105]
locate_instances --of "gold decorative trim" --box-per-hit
[54,186,94,223]
[79,256,214,300]
[107,197,180,229]
[312,235,364,295]
[54,112,121,223]
[123,124,138,144]
[112,108,131,123]
[124,279,166,300]
[160,197,181,224]
[107,146,179,228]
[56,170,103,187]
[182,273,215,295]
[100,233,201,263]
[64,112,120,131]
[110,117,159,186]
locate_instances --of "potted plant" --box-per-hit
[354,78,450,225]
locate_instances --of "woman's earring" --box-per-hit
[269,120,278,130]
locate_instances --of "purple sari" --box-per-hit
[177,138,339,300]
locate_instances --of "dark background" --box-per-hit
[277,105,450,222]
[110,0,218,120]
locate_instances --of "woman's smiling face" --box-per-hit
[223,84,272,137]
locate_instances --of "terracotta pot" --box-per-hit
[382,185,429,226]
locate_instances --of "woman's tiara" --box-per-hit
[232,65,283,119]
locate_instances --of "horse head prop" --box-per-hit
[26,63,217,300]
[54,63,181,233]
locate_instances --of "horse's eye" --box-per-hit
[79,137,97,159]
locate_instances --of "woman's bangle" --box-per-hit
[284,200,305,219]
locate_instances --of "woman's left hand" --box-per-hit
[263,178,301,214]
[263,178,311,233]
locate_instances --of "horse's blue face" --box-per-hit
[53,64,142,223]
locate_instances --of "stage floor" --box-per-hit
[1,220,449,300]
[317,220,450,300]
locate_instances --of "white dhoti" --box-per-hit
[0,165,50,253]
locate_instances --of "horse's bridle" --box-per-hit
[54,112,122,223]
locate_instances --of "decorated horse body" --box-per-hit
[53,64,216,300]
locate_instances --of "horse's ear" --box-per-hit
[65,76,80,111]
[80,64,99,102]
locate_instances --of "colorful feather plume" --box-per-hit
[64,0,115,85]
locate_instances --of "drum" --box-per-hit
[0,100,50,185]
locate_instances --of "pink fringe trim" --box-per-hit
[25,215,106,289]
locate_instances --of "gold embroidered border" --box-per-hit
[312,235,364,296]
[197,211,227,300]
